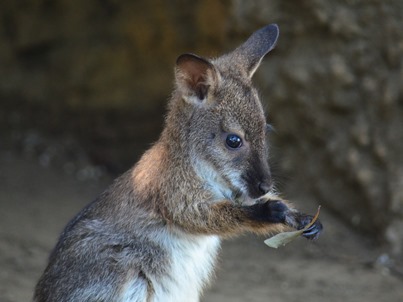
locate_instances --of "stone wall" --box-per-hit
[231,0,403,255]
[1,0,402,255]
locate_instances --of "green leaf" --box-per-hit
[264,206,321,249]
[264,229,304,248]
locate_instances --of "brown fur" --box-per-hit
[33,24,322,302]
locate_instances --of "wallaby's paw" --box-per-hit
[298,215,323,240]
[247,199,289,223]
[266,200,288,223]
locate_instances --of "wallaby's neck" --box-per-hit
[132,97,196,197]
[160,94,195,157]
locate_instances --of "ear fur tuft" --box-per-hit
[175,54,218,104]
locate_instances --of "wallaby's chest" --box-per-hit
[150,233,221,302]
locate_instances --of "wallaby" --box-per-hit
[34,24,322,302]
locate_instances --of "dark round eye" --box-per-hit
[226,134,242,149]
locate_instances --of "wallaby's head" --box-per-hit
[166,24,279,201]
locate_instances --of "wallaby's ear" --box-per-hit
[233,24,279,78]
[175,53,219,105]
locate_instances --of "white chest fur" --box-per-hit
[151,231,221,302]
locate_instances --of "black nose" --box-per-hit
[258,182,272,195]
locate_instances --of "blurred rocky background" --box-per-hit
[1,0,402,259]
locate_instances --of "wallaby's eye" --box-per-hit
[226,134,242,149]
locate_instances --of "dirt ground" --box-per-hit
[0,152,402,302]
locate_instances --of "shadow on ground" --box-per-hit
[0,152,402,302]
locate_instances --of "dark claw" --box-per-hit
[298,215,323,240]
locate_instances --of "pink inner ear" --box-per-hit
[186,62,207,89]
[177,54,212,91]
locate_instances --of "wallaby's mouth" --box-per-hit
[232,189,243,201]
[242,174,273,200]
[232,189,259,206]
